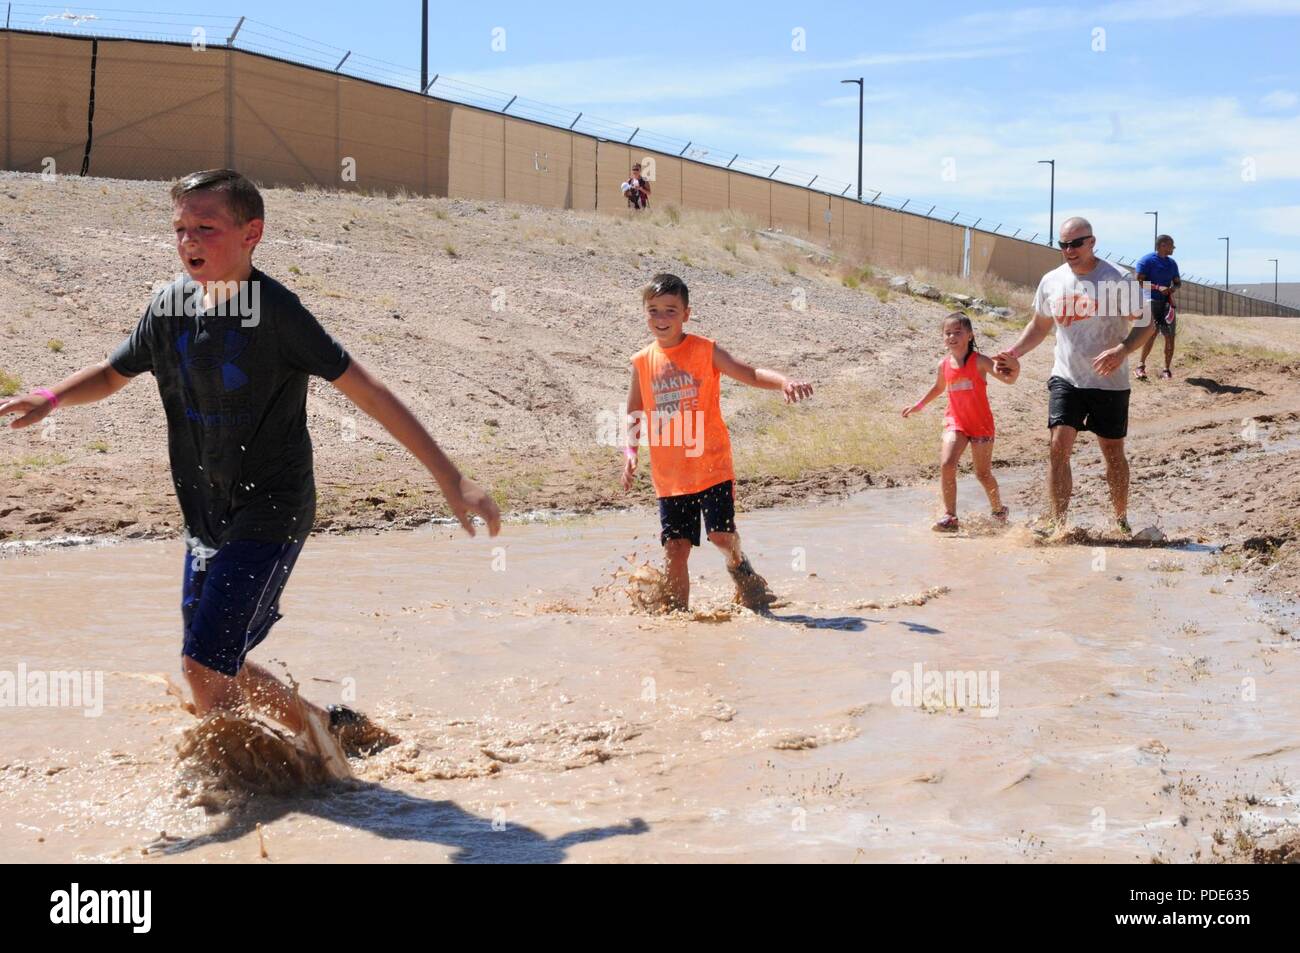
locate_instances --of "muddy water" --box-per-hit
[2,476,1297,863]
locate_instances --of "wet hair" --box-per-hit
[643,272,689,308]
[944,312,977,364]
[170,169,265,225]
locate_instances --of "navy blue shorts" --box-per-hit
[658,480,736,546]
[181,537,306,677]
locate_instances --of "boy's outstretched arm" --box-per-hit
[331,360,501,537]
[902,361,946,417]
[621,364,643,492]
[713,345,813,403]
[0,361,132,429]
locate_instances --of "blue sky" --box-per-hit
[21,0,1300,285]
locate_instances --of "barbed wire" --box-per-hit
[0,3,1284,291]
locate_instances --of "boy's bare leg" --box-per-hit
[1048,425,1077,523]
[939,431,967,516]
[1139,332,1157,368]
[1098,436,1130,521]
[970,440,1002,512]
[182,655,327,735]
[707,530,744,570]
[1163,333,1175,373]
[663,538,693,610]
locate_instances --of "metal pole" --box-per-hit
[679,141,691,157]
[334,51,351,72]
[423,73,439,94]
[501,94,517,113]
[420,0,428,94]
[1038,160,1055,244]
[1268,258,1279,303]
[226,15,244,45]
[568,112,582,129]
[1219,236,1229,288]
[627,127,639,144]
[841,78,863,201]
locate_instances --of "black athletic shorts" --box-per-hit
[1151,299,1175,337]
[658,480,736,546]
[1047,376,1130,440]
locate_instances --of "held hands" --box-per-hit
[993,350,1020,378]
[782,380,814,403]
[445,475,501,538]
[1091,344,1127,377]
[0,393,54,430]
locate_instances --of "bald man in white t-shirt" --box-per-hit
[995,217,1155,534]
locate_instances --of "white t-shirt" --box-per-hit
[1032,259,1146,390]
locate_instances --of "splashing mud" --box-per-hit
[174,704,352,812]
[846,586,951,610]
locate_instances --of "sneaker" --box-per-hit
[1135,364,1148,381]
[1160,368,1172,380]
[1115,516,1133,537]
[727,557,779,611]
[327,704,399,757]
[991,506,1009,523]
[932,514,960,533]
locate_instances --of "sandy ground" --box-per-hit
[2,170,1299,610]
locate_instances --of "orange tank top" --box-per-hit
[943,351,995,438]
[631,334,735,497]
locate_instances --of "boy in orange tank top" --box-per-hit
[621,274,814,611]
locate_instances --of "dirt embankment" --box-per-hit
[2,172,1299,604]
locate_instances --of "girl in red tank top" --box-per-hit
[902,313,1020,532]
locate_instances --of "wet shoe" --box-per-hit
[932,514,960,533]
[1115,516,1133,537]
[991,506,1009,523]
[1160,369,1172,380]
[727,557,778,611]
[328,704,399,757]
[1135,364,1148,381]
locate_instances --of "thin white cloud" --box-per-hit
[1261,89,1299,110]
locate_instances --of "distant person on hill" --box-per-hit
[621,163,651,210]
[993,217,1153,535]
[1134,234,1181,380]
[0,168,500,754]
[902,313,1019,532]
[621,273,813,611]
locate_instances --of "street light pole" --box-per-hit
[1219,236,1230,288]
[1268,258,1279,304]
[841,78,863,202]
[1145,210,1158,245]
[420,0,429,94]
[1038,160,1055,244]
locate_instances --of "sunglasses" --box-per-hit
[1058,236,1093,250]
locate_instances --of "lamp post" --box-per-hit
[1267,258,1279,304]
[1145,210,1158,245]
[420,1,429,93]
[1038,159,1055,244]
[1219,236,1230,288]
[841,78,863,202]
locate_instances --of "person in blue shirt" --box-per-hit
[1134,235,1181,380]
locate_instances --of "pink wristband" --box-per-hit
[33,388,59,409]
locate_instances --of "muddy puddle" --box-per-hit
[1,475,1297,862]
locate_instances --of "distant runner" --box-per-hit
[1134,234,1182,380]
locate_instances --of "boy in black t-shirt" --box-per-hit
[1,169,500,752]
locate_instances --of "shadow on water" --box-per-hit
[150,783,649,863]
[766,611,869,631]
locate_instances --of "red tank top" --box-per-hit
[942,351,995,438]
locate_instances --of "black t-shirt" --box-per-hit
[110,268,351,550]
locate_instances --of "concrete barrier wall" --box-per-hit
[4,29,1296,318]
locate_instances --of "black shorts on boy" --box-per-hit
[658,480,736,546]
